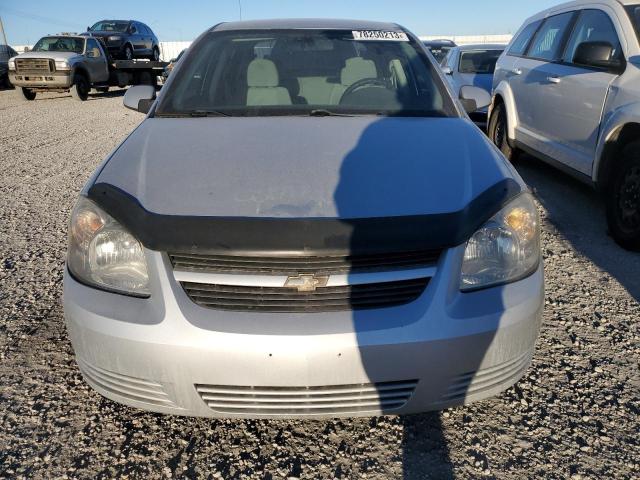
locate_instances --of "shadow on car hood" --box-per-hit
[95,116,518,219]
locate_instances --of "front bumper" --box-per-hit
[64,246,544,419]
[9,71,72,89]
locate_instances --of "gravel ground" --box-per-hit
[0,88,638,480]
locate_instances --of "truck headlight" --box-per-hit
[55,60,70,70]
[8,58,15,70]
[67,196,150,297]
[461,193,540,291]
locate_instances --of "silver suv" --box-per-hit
[490,0,640,250]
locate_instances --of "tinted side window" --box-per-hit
[527,12,575,61]
[562,9,622,64]
[140,24,150,35]
[509,20,543,56]
[86,38,102,56]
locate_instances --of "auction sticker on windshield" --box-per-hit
[352,31,409,41]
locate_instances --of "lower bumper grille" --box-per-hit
[181,278,429,312]
[442,352,532,402]
[78,359,176,408]
[195,380,418,415]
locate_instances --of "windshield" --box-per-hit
[156,30,455,118]
[90,21,129,32]
[33,37,85,54]
[458,49,503,74]
[627,5,640,41]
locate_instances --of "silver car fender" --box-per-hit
[594,101,640,184]
[491,80,518,141]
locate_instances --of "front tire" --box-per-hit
[70,74,90,101]
[20,87,36,101]
[150,47,160,61]
[124,44,134,61]
[489,102,518,162]
[606,142,640,251]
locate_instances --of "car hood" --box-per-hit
[95,116,518,220]
[456,73,494,93]
[14,51,81,61]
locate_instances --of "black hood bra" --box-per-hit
[88,179,524,256]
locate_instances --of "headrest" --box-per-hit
[247,59,279,87]
[341,57,378,86]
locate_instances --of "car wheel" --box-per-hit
[606,142,640,251]
[489,103,518,162]
[20,87,36,100]
[70,74,90,101]
[124,44,134,61]
[150,47,160,61]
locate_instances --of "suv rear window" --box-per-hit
[156,29,456,118]
[508,20,542,56]
[627,5,640,41]
[458,50,503,74]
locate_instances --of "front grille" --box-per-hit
[170,250,442,275]
[195,380,418,416]
[15,58,54,74]
[181,278,429,312]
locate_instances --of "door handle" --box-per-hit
[511,68,522,75]
[547,76,561,84]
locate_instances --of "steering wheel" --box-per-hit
[340,78,389,104]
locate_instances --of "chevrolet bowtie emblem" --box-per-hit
[284,274,330,292]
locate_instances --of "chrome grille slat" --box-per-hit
[195,381,418,416]
[170,250,441,275]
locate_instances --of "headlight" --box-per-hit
[67,196,150,297]
[461,193,540,291]
[8,58,15,70]
[55,60,70,70]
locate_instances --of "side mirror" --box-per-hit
[442,66,453,75]
[87,26,91,32]
[573,41,624,73]
[124,85,156,113]
[459,85,491,113]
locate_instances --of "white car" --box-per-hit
[490,0,640,250]
[64,19,543,419]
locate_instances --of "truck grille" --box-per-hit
[181,278,429,312]
[15,58,54,74]
[169,250,441,275]
[195,380,418,416]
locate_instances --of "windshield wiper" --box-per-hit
[308,109,356,117]
[186,110,232,117]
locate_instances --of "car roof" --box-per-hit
[212,18,403,32]
[455,43,507,50]
[529,0,635,21]
[423,39,456,45]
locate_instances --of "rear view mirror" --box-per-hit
[459,85,491,113]
[124,85,156,113]
[573,41,624,73]
[442,66,453,75]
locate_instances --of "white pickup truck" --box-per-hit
[8,34,166,101]
[490,0,640,250]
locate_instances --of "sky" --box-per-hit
[0,0,562,46]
